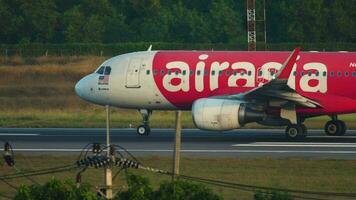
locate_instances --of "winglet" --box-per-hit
[275,47,300,80]
[147,44,152,51]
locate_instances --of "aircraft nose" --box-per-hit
[75,80,83,98]
[75,75,93,101]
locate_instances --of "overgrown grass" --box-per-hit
[1,155,356,200]
[0,108,356,128]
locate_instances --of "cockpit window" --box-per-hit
[104,66,111,75]
[96,66,105,74]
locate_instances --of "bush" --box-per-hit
[14,178,100,200]
[115,174,223,200]
[14,174,223,200]
[115,174,154,200]
[254,190,293,200]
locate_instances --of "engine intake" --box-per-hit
[192,98,265,131]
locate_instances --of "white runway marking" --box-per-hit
[232,142,356,148]
[3,149,356,154]
[0,133,39,136]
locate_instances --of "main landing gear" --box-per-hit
[324,115,347,136]
[285,123,307,140]
[137,109,151,136]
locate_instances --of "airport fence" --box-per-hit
[0,42,355,57]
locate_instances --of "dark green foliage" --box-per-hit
[13,175,223,200]
[0,0,355,44]
[14,178,100,200]
[254,190,293,200]
[115,174,223,200]
[153,179,223,200]
[115,174,154,200]
[1,42,355,57]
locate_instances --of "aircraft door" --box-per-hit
[125,58,142,88]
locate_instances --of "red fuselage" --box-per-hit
[152,51,356,116]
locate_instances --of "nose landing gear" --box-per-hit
[137,109,151,136]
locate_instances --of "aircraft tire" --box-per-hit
[325,120,346,136]
[137,125,151,136]
[285,124,307,140]
[337,120,347,136]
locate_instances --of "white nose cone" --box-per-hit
[75,75,93,102]
[75,80,83,98]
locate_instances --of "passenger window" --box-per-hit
[96,66,105,74]
[153,70,157,75]
[353,72,356,77]
[308,71,312,76]
[300,71,304,76]
[345,71,349,77]
[293,71,297,76]
[323,71,327,77]
[182,70,186,75]
[337,71,342,77]
[233,71,237,76]
[259,71,263,76]
[248,71,252,76]
[104,67,111,75]
[160,70,165,75]
[190,70,194,76]
[197,70,201,75]
[146,70,150,75]
[219,71,223,76]
[211,71,216,75]
[225,71,230,76]
[330,71,334,77]
[204,70,208,76]
[168,70,172,75]
[175,71,179,75]
[316,71,319,76]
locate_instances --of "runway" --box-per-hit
[1,128,356,159]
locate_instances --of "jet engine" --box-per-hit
[192,98,265,131]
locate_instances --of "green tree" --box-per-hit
[208,0,244,43]
[115,174,223,200]
[14,178,100,200]
[115,174,154,200]
[0,0,24,43]
[167,2,210,43]
[18,0,59,43]
[63,6,85,42]
[154,180,223,200]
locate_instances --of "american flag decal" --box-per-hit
[98,75,109,85]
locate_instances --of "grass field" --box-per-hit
[0,155,356,200]
[0,55,356,129]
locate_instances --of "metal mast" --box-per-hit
[247,0,256,51]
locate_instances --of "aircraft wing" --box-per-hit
[229,48,321,108]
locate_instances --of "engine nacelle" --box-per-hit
[192,98,265,131]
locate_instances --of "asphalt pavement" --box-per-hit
[1,128,356,159]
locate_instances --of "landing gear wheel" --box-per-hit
[339,121,347,135]
[325,120,346,136]
[285,124,307,140]
[136,109,152,136]
[137,125,151,136]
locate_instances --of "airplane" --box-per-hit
[75,47,356,140]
